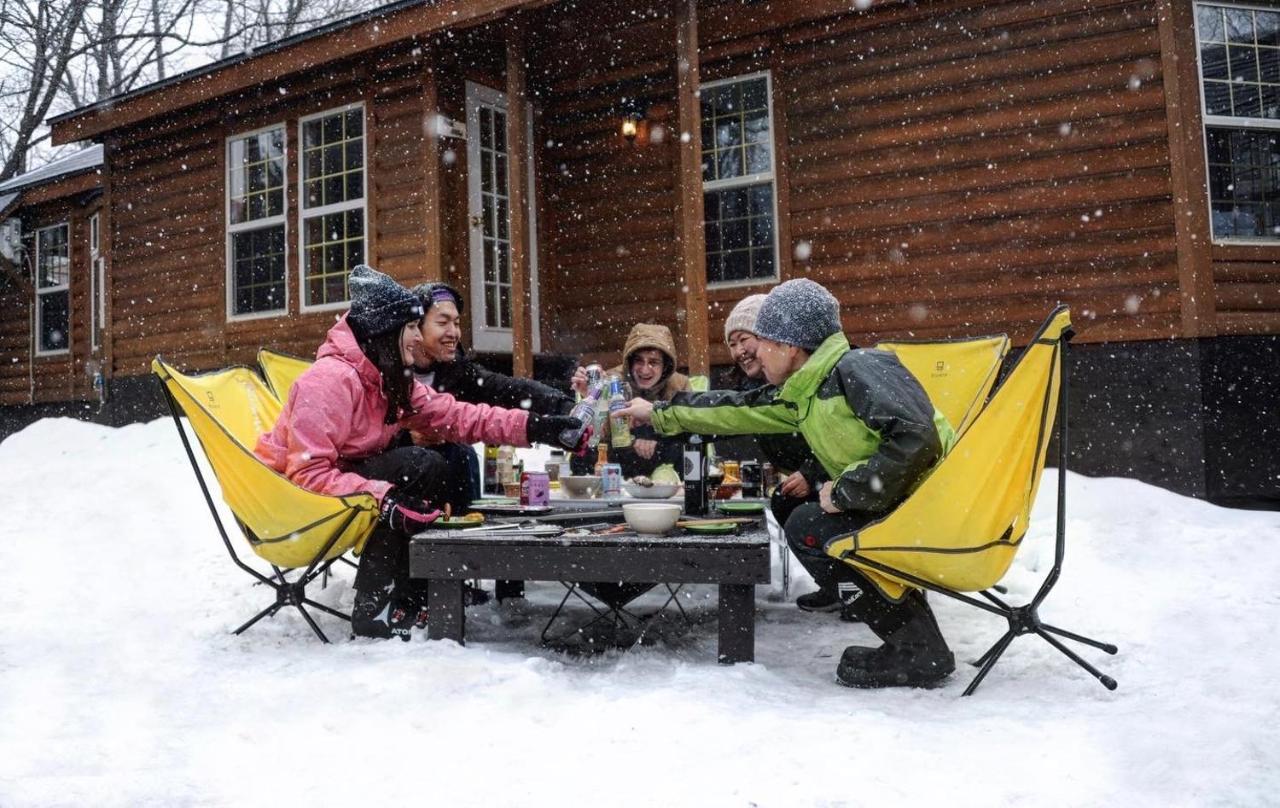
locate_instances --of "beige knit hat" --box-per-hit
[723,294,767,344]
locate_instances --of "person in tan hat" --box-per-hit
[570,323,691,478]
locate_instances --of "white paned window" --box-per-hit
[1195,2,1280,240]
[35,223,70,355]
[226,124,287,317]
[299,104,365,309]
[701,72,780,285]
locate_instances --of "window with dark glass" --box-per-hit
[35,223,70,354]
[1196,3,1280,239]
[300,105,365,307]
[227,125,286,315]
[701,73,779,283]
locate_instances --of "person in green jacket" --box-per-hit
[620,279,957,688]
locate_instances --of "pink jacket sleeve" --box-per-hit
[402,382,530,448]
[281,372,394,503]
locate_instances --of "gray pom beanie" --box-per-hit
[347,264,425,341]
[752,279,842,352]
[724,294,767,344]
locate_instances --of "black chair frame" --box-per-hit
[837,319,1120,696]
[157,375,358,643]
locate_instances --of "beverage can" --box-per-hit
[585,363,604,390]
[601,463,623,497]
[520,471,550,506]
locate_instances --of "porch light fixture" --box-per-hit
[619,96,647,142]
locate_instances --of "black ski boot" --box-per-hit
[351,588,414,641]
[836,590,954,688]
[796,586,842,612]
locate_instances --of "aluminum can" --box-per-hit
[600,463,623,497]
[585,363,605,390]
[740,460,762,498]
[520,471,550,506]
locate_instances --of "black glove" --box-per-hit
[380,488,441,534]
[526,412,593,455]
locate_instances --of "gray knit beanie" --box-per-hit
[347,264,425,341]
[753,279,842,352]
[724,294,767,344]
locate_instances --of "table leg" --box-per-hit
[718,583,755,664]
[427,579,466,644]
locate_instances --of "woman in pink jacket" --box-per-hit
[256,265,584,639]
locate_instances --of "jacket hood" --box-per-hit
[622,323,678,367]
[317,315,384,394]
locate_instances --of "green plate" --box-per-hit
[684,521,739,535]
[717,501,765,515]
[435,518,487,528]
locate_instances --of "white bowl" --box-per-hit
[622,502,682,534]
[561,475,601,499]
[623,482,681,499]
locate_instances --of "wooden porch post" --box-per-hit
[506,20,534,379]
[421,58,444,282]
[1157,0,1217,337]
[675,0,709,376]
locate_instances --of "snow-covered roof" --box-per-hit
[0,144,104,196]
[0,191,19,217]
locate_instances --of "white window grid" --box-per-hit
[226,123,288,320]
[35,222,70,356]
[700,70,781,287]
[1194,1,1280,243]
[297,102,367,312]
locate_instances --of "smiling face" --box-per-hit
[727,330,762,380]
[414,301,462,366]
[399,320,424,367]
[629,348,667,392]
[756,337,807,386]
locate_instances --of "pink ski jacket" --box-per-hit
[255,315,529,503]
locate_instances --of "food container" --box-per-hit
[623,481,681,499]
[621,502,682,534]
[561,475,602,499]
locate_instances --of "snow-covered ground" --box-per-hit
[1,417,1277,807]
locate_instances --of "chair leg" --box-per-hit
[1039,622,1118,655]
[294,604,331,644]
[302,597,351,622]
[234,602,281,635]
[963,630,1016,697]
[1035,628,1118,690]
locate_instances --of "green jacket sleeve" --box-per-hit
[650,386,798,438]
[831,351,943,514]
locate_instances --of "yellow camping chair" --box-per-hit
[827,306,1118,695]
[152,357,380,643]
[875,334,1010,438]
[257,348,313,404]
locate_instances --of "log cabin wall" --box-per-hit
[0,188,103,406]
[103,35,506,377]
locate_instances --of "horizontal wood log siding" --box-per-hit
[0,197,99,404]
[99,39,501,375]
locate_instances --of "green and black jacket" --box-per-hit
[652,332,957,514]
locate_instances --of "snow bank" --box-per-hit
[0,417,1277,807]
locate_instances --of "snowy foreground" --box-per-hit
[1,418,1278,807]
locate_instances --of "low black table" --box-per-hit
[409,528,771,663]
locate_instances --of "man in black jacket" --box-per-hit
[409,281,575,511]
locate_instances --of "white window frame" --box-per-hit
[297,102,368,314]
[225,122,289,320]
[700,69,782,288]
[89,212,103,351]
[1194,0,1280,244]
[34,222,71,357]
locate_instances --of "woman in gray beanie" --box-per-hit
[619,278,960,688]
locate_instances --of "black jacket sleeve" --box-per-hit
[830,350,943,514]
[433,350,575,415]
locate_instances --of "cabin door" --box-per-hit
[465,81,541,354]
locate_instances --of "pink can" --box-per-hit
[520,471,550,506]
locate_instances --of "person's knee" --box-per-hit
[783,502,831,557]
[383,446,450,493]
